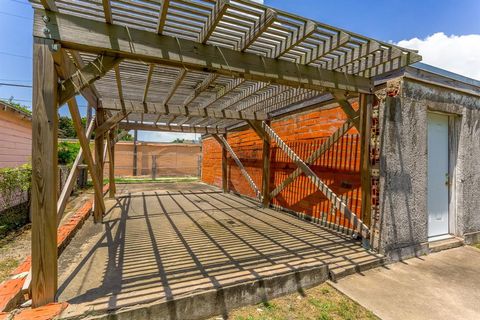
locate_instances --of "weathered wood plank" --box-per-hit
[213,134,261,200]
[221,133,228,193]
[94,109,106,222]
[95,111,129,136]
[107,130,116,198]
[31,37,58,308]
[58,54,122,106]
[67,99,106,215]
[359,94,373,226]
[118,122,227,134]
[35,10,373,93]
[101,99,268,121]
[199,0,229,43]
[57,117,95,225]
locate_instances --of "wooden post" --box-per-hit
[133,129,138,176]
[221,134,228,193]
[31,37,58,307]
[94,109,105,222]
[107,129,116,198]
[261,121,271,207]
[359,94,373,227]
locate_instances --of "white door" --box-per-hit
[427,113,450,238]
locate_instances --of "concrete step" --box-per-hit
[429,237,464,253]
[329,254,386,282]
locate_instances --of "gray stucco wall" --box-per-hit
[378,78,480,260]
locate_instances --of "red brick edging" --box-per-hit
[0,184,109,318]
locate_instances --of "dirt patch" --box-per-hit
[209,283,377,320]
[0,189,93,283]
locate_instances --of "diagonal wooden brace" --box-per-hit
[270,118,356,198]
[261,121,369,239]
[213,134,262,200]
[57,117,96,225]
[67,99,106,214]
[59,55,123,106]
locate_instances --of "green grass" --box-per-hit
[473,243,480,250]
[212,283,377,320]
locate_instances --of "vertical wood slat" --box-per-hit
[261,124,271,207]
[359,94,373,226]
[94,109,106,222]
[221,133,228,193]
[31,37,58,308]
[107,129,116,198]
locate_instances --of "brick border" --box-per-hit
[0,185,109,317]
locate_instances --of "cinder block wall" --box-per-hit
[202,105,364,226]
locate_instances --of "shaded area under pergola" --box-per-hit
[28,0,420,308]
[56,183,383,318]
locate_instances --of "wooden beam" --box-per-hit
[248,120,271,207]
[359,94,373,226]
[94,109,106,222]
[333,94,361,129]
[301,31,350,65]
[100,99,269,121]
[156,0,170,34]
[57,117,95,225]
[270,118,354,198]
[118,122,227,134]
[261,121,369,238]
[213,134,261,200]
[240,8,277,51]
[143,64,154,103]
[95,111,129,136]
[182,73,218,108]
[102,0,113,24]
[51,49,98,108]
[35,9,373,93]
[199,0,230,43]
[221,133,228,193]
[165,69,187,106]
[107,129,116,198]
[67,99,106,215]
[58,54,122,106]
[133,129,138,176]
[274,20,316,58]
[31,37,58,308]
[40,0,57,11]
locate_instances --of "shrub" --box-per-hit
[58,141,80,166]
[0,164,32,238]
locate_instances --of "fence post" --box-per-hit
[152,155,157,180]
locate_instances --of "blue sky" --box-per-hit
[0,0,479,141]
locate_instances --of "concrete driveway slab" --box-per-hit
[332,246,480,320]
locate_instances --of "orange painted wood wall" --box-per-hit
[201,104,363,227]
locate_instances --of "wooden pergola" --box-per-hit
[28,0,421,308]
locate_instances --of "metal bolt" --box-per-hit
[43,27,50,35]
[42,15,50,23]
[50,43,60,52]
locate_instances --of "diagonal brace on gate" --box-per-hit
[270,118,356,198]
[261,122,369,239]
[213,134,262,200]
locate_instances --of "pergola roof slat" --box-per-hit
[31,0,421,133]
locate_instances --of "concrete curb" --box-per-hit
[59,263,330,320]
